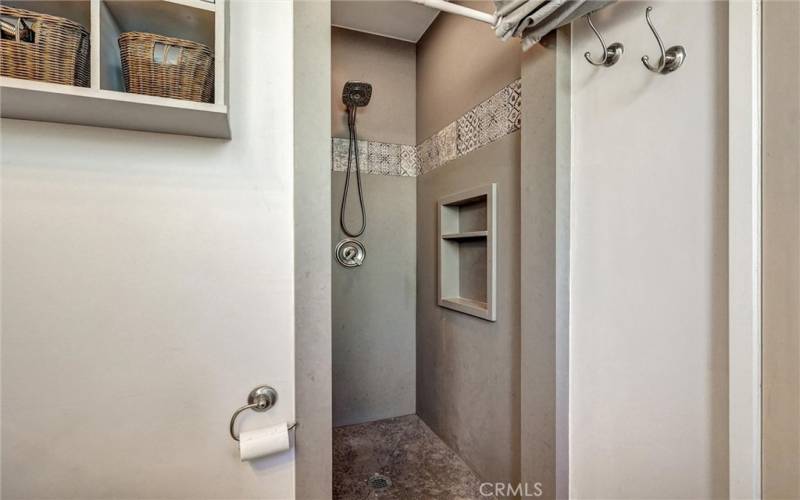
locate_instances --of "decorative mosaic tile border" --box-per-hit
[332,138,418,177]
[330,78,521,177]
[418,78,521,175]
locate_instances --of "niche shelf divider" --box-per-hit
[438,183,497,321]
[0,0,229,138]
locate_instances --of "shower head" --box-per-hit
[342,81,372,108]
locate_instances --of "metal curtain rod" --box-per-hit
[408,0,497,25]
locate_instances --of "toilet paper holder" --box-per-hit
[229,385,297,441]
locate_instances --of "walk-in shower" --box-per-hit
[330,16,513,498]
[335,81,372,268]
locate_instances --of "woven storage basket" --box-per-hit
[119,32,214,103]
[0,6,90,87]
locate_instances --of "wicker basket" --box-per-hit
[0,6,90,87]
[119,32,214,103]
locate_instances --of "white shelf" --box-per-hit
[0,0,229,138]
[0,77,229,138]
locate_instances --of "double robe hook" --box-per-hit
[641,6,686,74]
[584,13,623,67]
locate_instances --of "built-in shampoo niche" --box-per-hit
[438,183,496,321]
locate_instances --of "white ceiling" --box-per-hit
[332,1,440,43]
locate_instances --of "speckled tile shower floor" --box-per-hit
[333,414,495,500]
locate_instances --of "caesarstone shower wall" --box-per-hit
[415,1,522,486]
[331,27,417,426]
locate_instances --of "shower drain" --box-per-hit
[367,473,392,490]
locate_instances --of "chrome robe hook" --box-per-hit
[641,6,686,74]
[584,13,623,67]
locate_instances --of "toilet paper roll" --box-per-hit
[239,423,291,461]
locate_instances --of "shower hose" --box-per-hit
[340,106,366,237]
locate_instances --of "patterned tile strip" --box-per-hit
[332,138,418,177]
[330,78,521,177]
[420,78,521,175]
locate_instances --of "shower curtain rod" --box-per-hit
[408,0,497,25]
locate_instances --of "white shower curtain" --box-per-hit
[493,0,615,50]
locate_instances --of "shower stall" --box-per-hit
[329,4,525,497]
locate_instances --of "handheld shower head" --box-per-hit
[338,80,371,240]
[342,81,372,108]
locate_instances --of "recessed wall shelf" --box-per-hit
[441,230,488,240]
[0,0,229,138]
[438,183,497,321]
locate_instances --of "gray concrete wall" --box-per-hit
[762,1,800,498]
[332,27,416,145]
[414,2,521,487]
[331,28,417,427]
[332,173,417,426]
[416,133,520,486]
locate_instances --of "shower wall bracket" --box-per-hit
[437,183,497,321]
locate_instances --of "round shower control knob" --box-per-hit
[335,238,366,268]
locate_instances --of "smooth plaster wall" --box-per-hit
[569,1,729,498]
[415,4,521,486]
[331,27,416,145]
[1,2,296,499]
[762,1,800,497]
[331,28,417,427]
[416,1,520,141]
